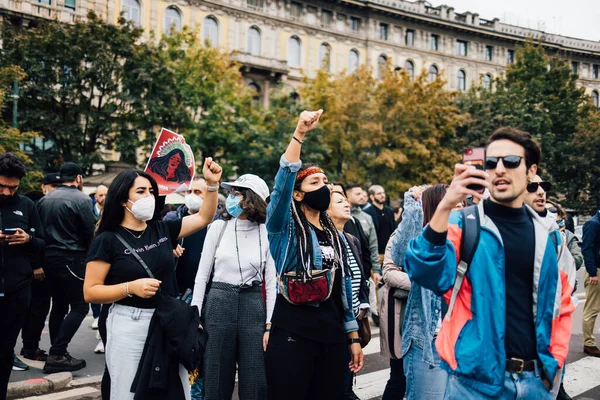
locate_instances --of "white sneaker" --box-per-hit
[91,318,99,330]
[94,341,105,354]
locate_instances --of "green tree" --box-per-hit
[455,41,594,209]
[0,66,42,192]
[1,13,146,173]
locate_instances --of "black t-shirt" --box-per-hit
[484,200,537,360]
[271,225,346,344]
[86,220,182,309]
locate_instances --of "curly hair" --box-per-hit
[0,153,27,180]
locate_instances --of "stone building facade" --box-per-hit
[2,0,600,108]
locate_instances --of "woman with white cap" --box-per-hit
[191,174,276,400]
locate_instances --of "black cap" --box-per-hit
[59,162,85,180]
[42,173,62,185]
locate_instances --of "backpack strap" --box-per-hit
[445,205,480,321]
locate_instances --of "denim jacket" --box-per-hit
[266,155,358,333]
[390,191,442,366]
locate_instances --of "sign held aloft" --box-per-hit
[144,128,195,195]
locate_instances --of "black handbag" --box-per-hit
[115,233,207,370]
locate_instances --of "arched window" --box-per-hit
[248,26,261,56]
[457,69,466,91]
[348,49,359,73]
[428,64,438,82]
[163,6,181,34]
[593,90,600,108]
[318,43,331,71]
[203,16,219,46]
[123,0,141,25]
[404,60,414,80]
[287,36,301,67]
[249,82,261,107]
[482,74,492,90]
[377,55,387,80]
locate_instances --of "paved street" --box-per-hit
[10,266,600,399]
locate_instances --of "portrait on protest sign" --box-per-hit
[145,128,195,195]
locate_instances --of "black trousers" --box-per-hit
[265,327,348,400]
[21,277,51,352]
[99,304,110,400]
[0,285,31,400]
[381,357,406,400]
[45,255,89,357]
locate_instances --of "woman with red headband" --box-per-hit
[264,110,364,400]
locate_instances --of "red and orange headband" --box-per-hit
[295,167,324,183]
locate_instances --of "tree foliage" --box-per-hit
[0,66,42,192]
[455,41,599,210]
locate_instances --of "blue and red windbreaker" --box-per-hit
[404,201,576,397]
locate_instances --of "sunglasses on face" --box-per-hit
[526,181,552,193]
[484,155,523,170]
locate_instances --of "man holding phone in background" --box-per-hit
[404,128,576,399]
[0,153,45,400]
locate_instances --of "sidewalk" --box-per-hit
[7,373,101,399]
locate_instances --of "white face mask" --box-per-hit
[185,194,203,213]
[126,196,155,222]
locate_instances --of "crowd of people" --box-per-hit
[0,110,599,400]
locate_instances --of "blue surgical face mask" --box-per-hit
[226,194,244,218]
[557,219,566,228]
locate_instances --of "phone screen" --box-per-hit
[463,148,486,191]
[3,228,17,235]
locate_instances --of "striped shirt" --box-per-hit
[345,241,362,317]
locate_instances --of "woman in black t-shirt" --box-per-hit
[83,159,222,400]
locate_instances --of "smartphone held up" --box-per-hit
[462,148,486,192]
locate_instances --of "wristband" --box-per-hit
[348,338,361,345]
[206,185,219,192]
[292,136,305,144]
[265,327,271,333]
[125,282,133,297]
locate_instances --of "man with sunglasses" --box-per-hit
[0,153,46,399]
[525,176,553,220]
[404,127,576,399]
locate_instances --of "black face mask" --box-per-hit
[302,185,331,211]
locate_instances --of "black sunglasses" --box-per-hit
[484,156,523,170]
[526,181,552,193]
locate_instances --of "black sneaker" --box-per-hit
[12,355,29,371]
[43,353,86,374]
[21,348,48,361]
[557,383,572,400]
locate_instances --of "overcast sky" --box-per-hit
[437,0,600,41]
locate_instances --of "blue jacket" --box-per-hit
[389,192,442,365]
[582,211,600,277]
[266,155,358,333]
[404,201,576,397]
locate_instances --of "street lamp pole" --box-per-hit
[11,80,19,128]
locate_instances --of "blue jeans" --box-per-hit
[444,363,560,400]
[404,340,447,400]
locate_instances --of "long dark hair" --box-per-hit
[222,187,267,224]
[96,170,162,235]
[291,165,351,278]
[422,184,447,226]
[147,149,192,183]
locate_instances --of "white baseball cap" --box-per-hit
[221,174,270,201]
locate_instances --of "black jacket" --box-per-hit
[364,203,397,253]
[344,217,373,278]
[132,295,207,400]
[163,205,207,294]
[582,211,600,277]
[37,186,96,255]
[0,194,45,293]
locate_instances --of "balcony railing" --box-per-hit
[231,52,289,74]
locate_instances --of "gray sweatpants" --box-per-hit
[202,282,267,400]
